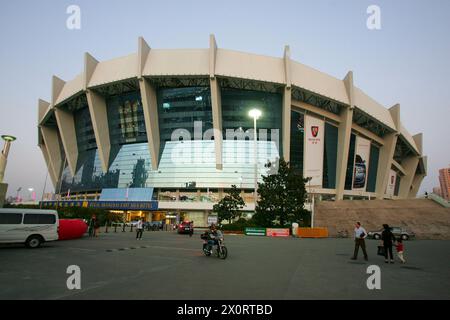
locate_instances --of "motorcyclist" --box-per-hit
[206,224,219,252]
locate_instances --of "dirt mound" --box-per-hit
[314,199,450,240]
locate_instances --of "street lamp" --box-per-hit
[248,109,262,205]
[0,135,17,183]
[28,188,35,202]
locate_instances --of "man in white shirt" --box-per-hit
[136,218,144,240]
[351,221,368,261]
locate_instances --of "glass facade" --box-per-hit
[157,86,213,159]
[366,144,380,192]
[394,174,401,196]
[344,133,356,190]
[106,91,147,145]
[59,143,151,193]
[74,107,96,152]
[323,123,338,189]
[221,88,282,155]
[290,111,304,174]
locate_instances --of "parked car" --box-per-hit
[0,208,59,248]
[177,221,193,234]
[368,226,415,240]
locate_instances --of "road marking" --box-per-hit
[106,245,198,253]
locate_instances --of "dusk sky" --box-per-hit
[0,0,449,199]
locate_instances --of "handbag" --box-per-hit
[377,246,385,256]
[360,232,366,238]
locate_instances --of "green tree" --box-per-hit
[213,185,245,224]
[253,158,310,227]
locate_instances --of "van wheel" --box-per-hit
[374,234,381,240]
[401,234,409,241]
[26,235,43,248]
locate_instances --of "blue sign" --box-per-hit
[40,200,158,211]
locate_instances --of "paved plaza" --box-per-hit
[0,230,449,300]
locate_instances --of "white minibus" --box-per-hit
[0,208,59,248]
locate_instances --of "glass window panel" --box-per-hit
[323,123,338,189]
[221,88,282,155]
[290,111,304,174]
[344,134,356,190]
[366,144,379,192]
[0,213,22,224]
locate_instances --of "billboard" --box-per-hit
[353,136,371,190]
[386,169,397,197]
[304,115,324,187]
[266,228,290,237]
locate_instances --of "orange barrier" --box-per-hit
[297,227,329,238]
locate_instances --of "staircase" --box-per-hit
[314,199,450,239]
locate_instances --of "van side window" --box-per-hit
[0,213,23,224]
[23,214,56,224]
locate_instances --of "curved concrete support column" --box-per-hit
[138,37,150,79]
[398,156,420,198]
[40,126,63,184]
[210,78,223,170]
[54,107,78,176]
[209,34,223,170]
[139,78,160,170]
[282,45,291,162]
[375,104,400,199]
[335,71,354,200]
[38,144,57,187]
[409,173,425,198]
[209,34,217,79]
[86,90,110,173]
[282,87,291,161]
[38,99,50,124]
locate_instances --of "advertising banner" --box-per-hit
[266,228,290,237]
[352,136,371,190]
[304,115,324,187]
[386,169,397,197]
[245,227,266,236]
[207,215,218,226]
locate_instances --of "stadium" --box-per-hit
[37,35,427,226]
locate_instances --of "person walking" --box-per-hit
[93,217,100,238]
[136,217,144,240]
[395,237,406,264]
[189,220,194,237]
[351,221,368,261]
[382,224,396,263]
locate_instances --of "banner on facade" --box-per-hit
[352,136,371,190]
[303,115,324,187]
[386,169,397,197]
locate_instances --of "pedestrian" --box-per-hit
[189,220,194,237]
[93,217,100,238]
[136,217,144,240]
[351,221,368,261]
[396,238,406,264]
[381,224,396,263]
[88,215,96,237]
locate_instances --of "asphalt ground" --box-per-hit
[0,230,449,300]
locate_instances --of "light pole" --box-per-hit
[248,109,262,205]
[28,188,34,201]
[0,135,17,183]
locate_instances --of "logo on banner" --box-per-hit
[311,126,319,137]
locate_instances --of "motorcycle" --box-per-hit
[201,230,228,259]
